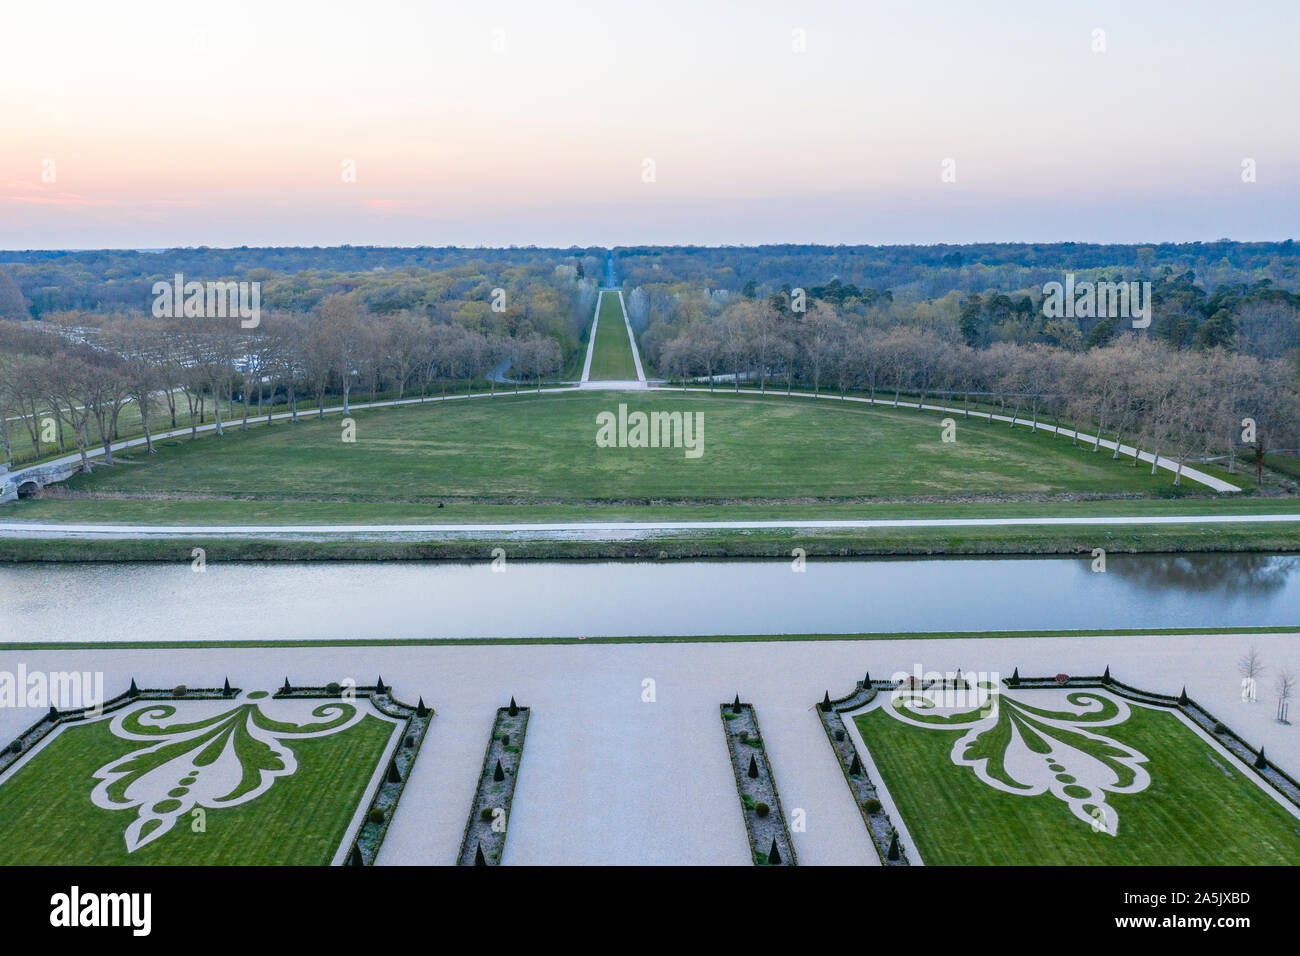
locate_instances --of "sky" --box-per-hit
[1,0,1297,249]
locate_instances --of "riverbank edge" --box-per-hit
[1,625,1295,652]
[4,522,1300,562]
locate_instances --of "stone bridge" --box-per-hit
[0,460,81,504]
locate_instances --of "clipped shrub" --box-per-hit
[755,803,770,818]
[173,685,187,697]
[367,808,385,825]
[480,806,495,821]
[1213,722,1227,734]
[864,798,882,814]
[326,681,341,695]
[834,729,846,742]
[9,740,22,754]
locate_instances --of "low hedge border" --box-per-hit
[720,700,797,866]
[457,700,530,865]
[817,676,910,866]
[281,679,436,867]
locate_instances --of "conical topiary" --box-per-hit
[128,678,139,697]
[223,677,232,697]
[1255,747,1268,770]
[863,672,870,687]
[281,677,291,694]
[387,760,401,784]
[732,694,741,713]
[416,697,428,718]
[493,759,505,782]
[509,697,518,717]
[849,753,862,776]
[768,838,782,865]
[748,755,758,779]
[1102,665,1111,683]
[474,842,487,866]
[821,691,832,712]
[1178,686,1188,705]
[375,676,386,694]
[1009,667,1020,687]
[349,845,363,866]
[887,832,900,861]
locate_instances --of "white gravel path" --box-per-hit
[5,512,1300,538]
[1,631,1295,865]
[579,291,601,384]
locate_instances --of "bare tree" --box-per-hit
[1275,667,1294,723]
[1239,646,1266,703]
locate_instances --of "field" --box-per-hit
[18,391,1215,503]
[8,387,1295,561]
[0,695,399,865]
[587,293,639,380]
[855,690,1300,865]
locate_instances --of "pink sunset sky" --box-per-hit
[2,0,1297,248]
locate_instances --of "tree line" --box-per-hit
[0,297,565,470]
[652,299,1299,485]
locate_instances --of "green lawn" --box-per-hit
[10,388,1297,558]
[0,705,396,865]
[587,293,639,380]
[856,697,1300,865]
[21,390,1215,503]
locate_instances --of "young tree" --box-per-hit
[1275,667,1294,723]
[1239,646,1265,703]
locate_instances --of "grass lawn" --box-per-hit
[0,702,396,865]
[587,293,639,380]
[856,697,1300,865]
[23,390,1224,503]
[10,389,1298,558]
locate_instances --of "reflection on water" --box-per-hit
[1103,553,1300,596]
[1,553,1297,643]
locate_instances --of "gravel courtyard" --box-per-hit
[1,632,1296,865]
